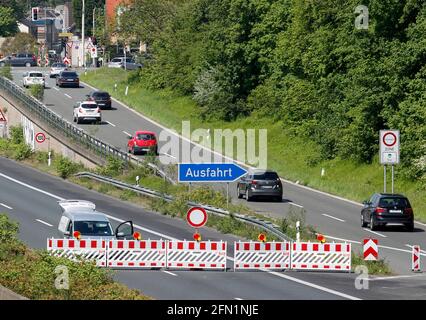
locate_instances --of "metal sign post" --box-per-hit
[380,130,400,194]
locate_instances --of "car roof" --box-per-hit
[64,211,111,222]
[377,193,407,198]
[80,100,97,105]
[135,130,156,135]
[248,169,277,174]
[58,200,110,222]
[91,91,109,95]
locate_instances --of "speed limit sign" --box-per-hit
[35,132,46,143]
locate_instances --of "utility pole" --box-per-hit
[81,0,85,67]
[92,7,96,67]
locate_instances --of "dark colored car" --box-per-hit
[237,169,282,202]
[361,193,414,231]
[0,53,37,67]
[86,91,112,109]
[56,71,79,88]
[127,131,158,155]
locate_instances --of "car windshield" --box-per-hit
[81,103,97,109]
[74,221,113,236]
[62,72,77,77]
[136,133,155,140]
[379,197,409,208]
[253,172,279,180]
[29,73,43,77]
[93,92,110,99]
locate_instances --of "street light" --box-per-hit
[81,0,85,67]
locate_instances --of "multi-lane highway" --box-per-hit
[7,66,426,277]
[2,156,426,300]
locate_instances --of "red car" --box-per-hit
[127,131,158,155]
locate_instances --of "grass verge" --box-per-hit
[0,214,150,299]
[81,68,426,222]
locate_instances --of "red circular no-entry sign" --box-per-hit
[35,132,46,143]
[382,132,397,147]
[186,207,208,228]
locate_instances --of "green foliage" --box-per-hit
[0,64,12,80]
[9,125,23,144]
[54,156,79,179]
[0,6,18,37]
[13,143,32,160]
[0,32,37,56]
[0,214,19,243]
[97,157,125,177]
[29,84,44,101]
[352,251,393,275]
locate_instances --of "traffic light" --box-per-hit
[32,7,39,21]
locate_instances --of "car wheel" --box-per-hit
[73,115,76,122]
[246,189,252,202]
[275,196,282,202]
[370,215,377,231]
[237,186,243,199]
[76,117,81,124]
[405,222,414,232]
[25,62,31,67]
[361,214,368,228]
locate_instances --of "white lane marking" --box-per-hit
[162,271,178,277]
[161,153,177,159]
[81,82,426,227]
[234,298,243,300]
[106,121,116,127]
[122,131,132,137]
[289,202,304,209]
[264,270,361,300]
[322,214,345,222]
[363,228,387,238]
[405,244,426,255]
[369,274,426,281]
[0,170,359,301]
[64,93,72,99]
[323,235,361,244]
[0,203,13,210]
[36,219,53,227]
[53,87,59,91]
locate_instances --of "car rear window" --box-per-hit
[253,172,279,180]
[137,133,155,140]
[379,197,410,208]
[29,73,43,77]
[74,221,113,236]
[53,63,66,68]
[111,58,122,62]
[93,92,110,98]
[81,103,98,109]
[61,72,77,77]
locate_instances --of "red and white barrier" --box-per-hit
[47,238,107,267]
[363,238,378,261]
[166,241,227,270]
[291,242,351,271]
[234,241,290,271]
[412,245,421,272]
[107,239,166,268]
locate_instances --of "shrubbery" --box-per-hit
[29,84,44,101]
[54,156,80,179]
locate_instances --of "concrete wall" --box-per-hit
[0,92,98,169]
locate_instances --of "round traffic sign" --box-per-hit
[186,207,208,228]
[383,132,397,147]
[35,132,46,143]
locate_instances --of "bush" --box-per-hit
[9,125,24,144]
[97,157,125,177]
[0,65,13,80]
[29,84,44,101]
[55,156,79,179]
[13,143,32,160]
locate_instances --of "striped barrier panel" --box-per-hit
[291,242,351,271]
[47,238,107,267]
[167,241,227,270]
[234,241,290,271]
[107,239,166,268]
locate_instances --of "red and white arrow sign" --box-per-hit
[363,238,378,261]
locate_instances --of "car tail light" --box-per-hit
[375,207,386,215]
[96,108,100,113]
[251,180,258,185]
[79,108,83,113]
[404,208,413,215]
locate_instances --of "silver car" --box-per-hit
[57,200,135,240]
[49,62,68,78]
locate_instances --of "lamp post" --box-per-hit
[81,0,85,67]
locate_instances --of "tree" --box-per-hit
[0,6,18,37]
[1,32,37,55]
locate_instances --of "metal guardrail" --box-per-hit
[0,76,175,184]
[74,172,292,241]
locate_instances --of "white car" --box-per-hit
[49,62,68,78]
[23,71,45,88]
[73,101,101,124]
[108,57,126,68]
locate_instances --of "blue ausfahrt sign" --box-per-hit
[178,163,247,183]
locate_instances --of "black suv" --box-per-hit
[0,53,37,67]
[86,91,112,109]
[361,193,414,231]
[237,169,282,202]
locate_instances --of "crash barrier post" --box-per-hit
[107,239,166,268]
[291,242,351,271]
[166,240,227,270]
[47,238,107,267]
[234,241,290,271]
[412,245,421,272]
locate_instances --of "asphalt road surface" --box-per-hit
[1,157,426,300]
[7,67,426,277]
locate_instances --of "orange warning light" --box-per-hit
[317,234,326,243]
[73,230,81,240]
[258,233,266,242]
[193,232,201,242]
